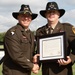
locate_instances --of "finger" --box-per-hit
[58,59,64,65]
[32,70,38,74]
[36,54,40,56]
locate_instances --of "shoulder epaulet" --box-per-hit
[62,23,72,26]
[62,23,73,30]
[37,25,46,31]
[62,23,75,34]
[10,26,17,32]
[7,26,17,35]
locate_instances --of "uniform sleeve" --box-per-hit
[4,30,33,70]
[67,25,75,64]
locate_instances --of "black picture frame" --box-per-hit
[37,32,66,62]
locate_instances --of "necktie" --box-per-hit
[48,27,53,34]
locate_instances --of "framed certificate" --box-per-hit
[37,32,66,62]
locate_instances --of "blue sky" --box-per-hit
[0,0,75,32]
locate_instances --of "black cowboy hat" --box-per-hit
[12,4,38,20]
[40,2,65,18]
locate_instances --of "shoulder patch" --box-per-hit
[72,26,75,34]
[11,31,15,35]
[37,25,46,31]
[10,27,16,35]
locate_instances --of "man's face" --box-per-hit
[45,10,60,22]
[17,14,32,29]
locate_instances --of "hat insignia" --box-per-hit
[23,6,32,14]
[24,7,28,10]
[49,3,54,9]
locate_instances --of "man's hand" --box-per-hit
[58,56,72,65]
[33,54,40,63]
[32,64,39,74]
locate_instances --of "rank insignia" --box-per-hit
[49,3,54,8]
[72,26,75,34]
[23,36,27,39]
[46,28,49,34]
[27,59,30,62]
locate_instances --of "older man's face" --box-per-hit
[17,14,32,29]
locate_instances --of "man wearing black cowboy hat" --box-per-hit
[2,4,39,75]
[33,2,75,75]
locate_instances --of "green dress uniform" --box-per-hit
[36,22,75,75]
[2,23,35,75]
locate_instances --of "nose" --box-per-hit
[25,17,28,19]
[23,16,29,20]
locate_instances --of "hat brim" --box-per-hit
[40,9,65,18]
[12,12,38,20]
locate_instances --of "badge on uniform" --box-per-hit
[10,29,15,35]
[11,31,15,35]
[72,26,75,34]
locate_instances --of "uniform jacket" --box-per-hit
[2,23,35,75]
[36,22,75,75]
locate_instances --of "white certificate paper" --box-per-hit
[39,35,64,61]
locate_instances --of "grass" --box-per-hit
[0,45,4,49]
[31,69,42,75]
[72,64,75,74]
[0,64,2,75]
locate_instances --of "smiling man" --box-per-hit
[2,4,39,75]
[33,1,75,75]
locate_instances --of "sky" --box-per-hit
[0,0,75,32]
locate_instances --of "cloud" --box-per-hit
[0,0,49,32]
[0,0,75,32]
[0,15,17,32]
[63,0,75,5]
[60,9,75,26]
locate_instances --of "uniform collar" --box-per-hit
[45,22,63,34]
[52,22,64,33]
[17,23,30,32]
[48,23,56,29]
[17,23,24,31]
[47,22,62,29]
